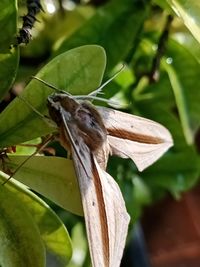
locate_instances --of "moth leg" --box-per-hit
[1,135,54,185]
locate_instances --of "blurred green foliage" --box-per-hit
[0,0,200,266]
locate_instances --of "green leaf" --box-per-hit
[14,138,41,155]
[0,0,19,100]
[163,61,193,143]
[0,45,106,147]
[0,180,45,267]
[67,223,88,267]
[54,0,149,71]
[0,171,73,267]
[132,76,186,150]
[172,32,200,63]
[142,147,200,198]
[6,155,82,215]
[153,0,172,11]
[134,100,187,150]
[133,37,200,145]
[20,190,73,267]
[163,39,200,144]
[166,0,200,44]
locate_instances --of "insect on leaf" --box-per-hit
[1,46,173,266]
[46,88,173,267]
[47,93,130,267]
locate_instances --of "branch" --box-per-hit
[149,14,173,83]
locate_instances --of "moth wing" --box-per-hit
[97,107,173,171]
[94,157,130,267]
[61,118,130,267]
[108,136,172,172]
[71,144,130,267]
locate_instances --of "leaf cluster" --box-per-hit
[0,0,200,266]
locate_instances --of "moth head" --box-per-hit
[48,93,79,114]
[47,95,63,125]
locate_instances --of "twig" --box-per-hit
[149,14,173,83]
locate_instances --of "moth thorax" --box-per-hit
[58,94,79,114]
[74,103,107,150]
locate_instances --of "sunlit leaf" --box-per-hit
[133,37,200,145]
[14,138,41,155]
[0,45,106,147]
[6,155,82,215]
[0,171,73,267]
[0,178,45,267]
[173,32,200,63]
[163,39,200,144]
[166,0,200,44]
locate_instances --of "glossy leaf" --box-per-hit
[163,39,200,144]
[133,37,200,145]
[0,45,106,147]
[131,37,200,201]
[173,32,200,63]
[0,178,45,267]
[6,155,82,215]
[0,171,72,267]
[55,0,149,71]
[134,100,187,150]
[142,147,200,198]
[166,0,200,44]
[0,0,19,100]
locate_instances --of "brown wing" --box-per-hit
[60,110,130,267]
[97,107,173,171]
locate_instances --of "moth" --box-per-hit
[4,74,173,267]
[44,82,173,267]
[47,92,130,267]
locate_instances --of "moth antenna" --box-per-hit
[33,65,124,107]
[74,95,120,106]
[2,135,53,185]
[32,76,72,96]
[88,64,125,97]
